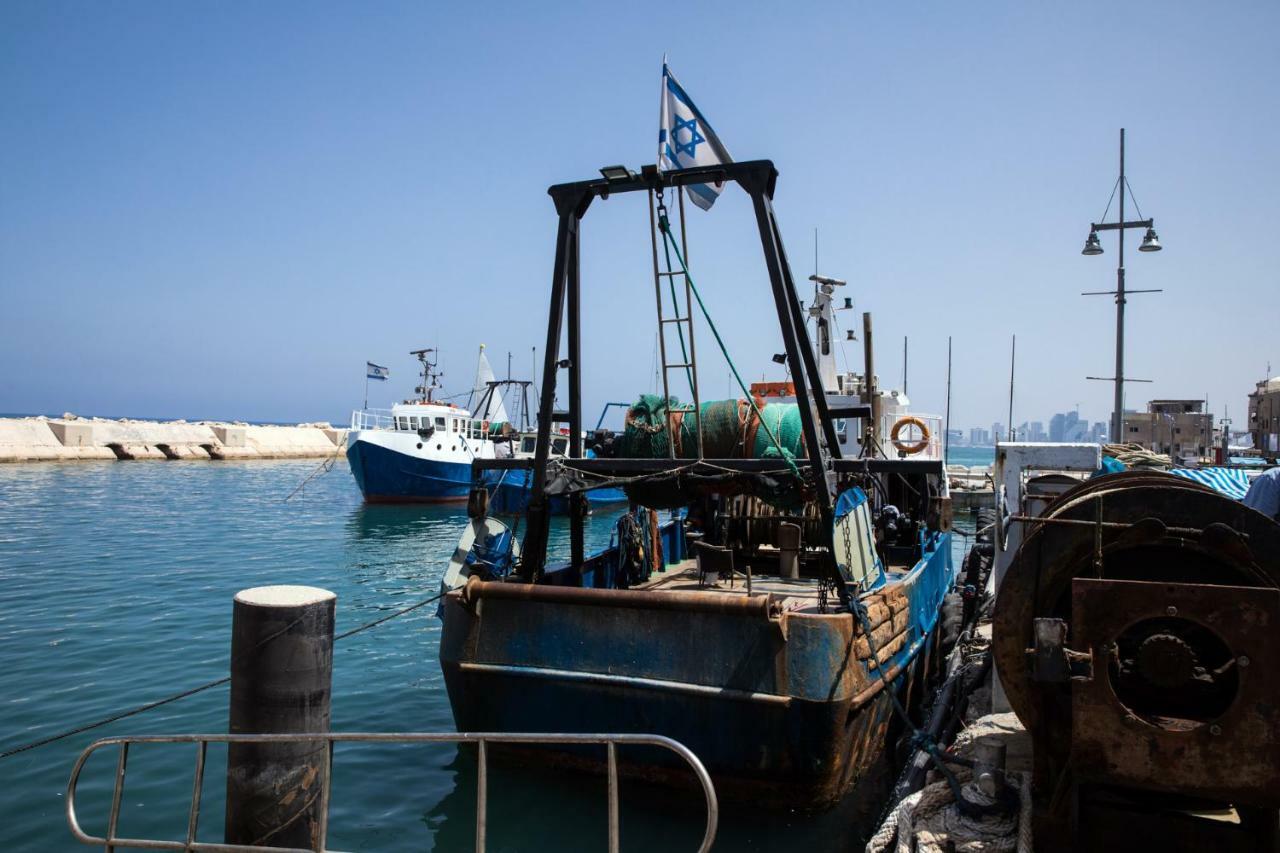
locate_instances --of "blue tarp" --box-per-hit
[1168,467,1251,501]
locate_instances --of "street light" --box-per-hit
[1139,227,1162,252]
[1080,128,1165,443]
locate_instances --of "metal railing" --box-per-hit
[880,412,945,461]
[66,731,719,853]
[349,409,395,431]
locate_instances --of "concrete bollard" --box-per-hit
[225,586,335,849]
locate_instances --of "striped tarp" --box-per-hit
[1168,467,1251,501]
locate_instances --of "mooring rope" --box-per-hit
[0,587,450,760]
[283,435,349,502]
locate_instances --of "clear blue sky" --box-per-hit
[3,1,1277,430]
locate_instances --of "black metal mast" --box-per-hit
[516,161,844,598]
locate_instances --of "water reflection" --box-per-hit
[419,741,892,851]
[346,502,468,542]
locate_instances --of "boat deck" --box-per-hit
[634,555,916,615]
[635,559,824,613]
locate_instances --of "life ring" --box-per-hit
[890,416,931,455]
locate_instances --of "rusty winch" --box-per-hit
[993,471,1280,850]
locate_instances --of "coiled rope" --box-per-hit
[866,766,1032,853]
[1102,442,1173,470]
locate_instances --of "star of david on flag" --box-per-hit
[366,362,389,381]
[658,61,732,211]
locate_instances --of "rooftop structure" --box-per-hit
[1122,398,1212,462]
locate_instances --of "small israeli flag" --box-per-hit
[366,362,389,381]
[658,61,732,211]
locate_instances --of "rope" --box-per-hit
[656,212,797,476]
[867,768,1032,853]
[0,587,449,760]
[283,435,348,502]
[1102,442,1173,470]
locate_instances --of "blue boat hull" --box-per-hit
[489,469,628,515]
[347,439,478,503]
[347,438,626,513]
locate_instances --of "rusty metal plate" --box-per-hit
[1072,578,1280,806]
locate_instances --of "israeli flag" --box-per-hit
[658,61,732,211]
[366,361,389,381]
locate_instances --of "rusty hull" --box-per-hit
[438,547,950,811]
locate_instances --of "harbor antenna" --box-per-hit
[409,348,443,404]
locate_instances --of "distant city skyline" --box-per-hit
[950,406,1110,446]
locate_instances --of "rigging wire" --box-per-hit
[656,212,797,474]
[1097,176,1121,224]
[1123,177,1146,221]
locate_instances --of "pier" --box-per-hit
[0,416,346,463]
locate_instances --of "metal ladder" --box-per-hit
[648,188,703,459]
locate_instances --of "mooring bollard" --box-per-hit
[225,585,335,849]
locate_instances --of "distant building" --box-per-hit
[1122,400,1212,460]
[1248,376,1280,456]
[968,427,989,446]
[1090,421,1108,443]
[1028,421,1046,442]
[992,422,1004,443]
[1049,411,1088,442]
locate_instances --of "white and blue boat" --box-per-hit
[348,347,627,510]
[347,347,512,504]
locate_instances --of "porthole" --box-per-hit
[416,442,423,449]
[436,444,442,450]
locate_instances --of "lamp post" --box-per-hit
[1081,128,1163,442]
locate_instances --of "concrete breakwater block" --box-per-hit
[49,420,93,447]
[0,416,350,463]
[212,425,246,447]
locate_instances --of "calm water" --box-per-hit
[945,446,995,468]
[0,460,974,851]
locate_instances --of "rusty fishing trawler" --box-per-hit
[437,159,958,809]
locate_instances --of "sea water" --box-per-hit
[0,460,970,851]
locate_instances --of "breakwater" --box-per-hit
[0,415,346,462]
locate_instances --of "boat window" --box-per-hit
[450,419,459,432]
[471,421,483,439]
[552,437,568,455]
[435,417,447,429]
[521,437,537,454]
[395,416,408,430]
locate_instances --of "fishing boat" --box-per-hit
[438,160,957,809]
[348,347,627,510]
[347,347,517,503]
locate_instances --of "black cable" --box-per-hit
[0,588,449,761]
[1098,176,1121,224]
[1123,177,1145,221]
